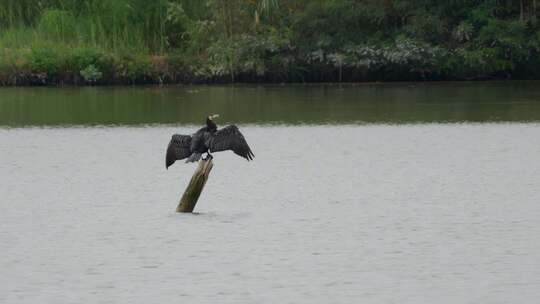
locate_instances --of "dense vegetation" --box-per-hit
[1,0,539,85]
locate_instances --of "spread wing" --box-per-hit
[208,125,254,161]
[166,134,192,168]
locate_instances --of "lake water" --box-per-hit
[1,83,540,303]
[2,82,540,126]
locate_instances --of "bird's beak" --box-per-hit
[210,114,220,119]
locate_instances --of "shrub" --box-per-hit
[80,64,102,83]
[114,53,152,83]
[68,47,112,83]
[168,52,207,82]
[27,45,63,75]
[70,47,108,71]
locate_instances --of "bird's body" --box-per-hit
[166,115,254,169]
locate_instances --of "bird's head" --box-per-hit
[206,114,219,130]
[208,114,220,121]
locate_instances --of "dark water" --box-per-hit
[1,82,540,126]
[1,83,540,303]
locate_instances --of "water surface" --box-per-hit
[1,83,540,303]
[1,82,540,126]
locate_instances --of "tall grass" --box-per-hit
[0,0,42,28]
[0,0,170,53]
[0,0,178,85]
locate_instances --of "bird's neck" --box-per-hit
[206,118,217,131]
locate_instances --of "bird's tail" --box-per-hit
[185,152,202,163]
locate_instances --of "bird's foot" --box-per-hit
[203,153,213,161]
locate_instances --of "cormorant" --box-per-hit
[166,114,254,169]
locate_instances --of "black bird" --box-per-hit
[166,114,254,169]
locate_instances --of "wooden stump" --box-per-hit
[176,159,213,213]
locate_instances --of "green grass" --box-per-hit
[0,0,162,85]
[0,27,38,49]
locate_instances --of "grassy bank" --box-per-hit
[1,1,540,86]
[0,43,180,85]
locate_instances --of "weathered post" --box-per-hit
[176,159,213,213]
